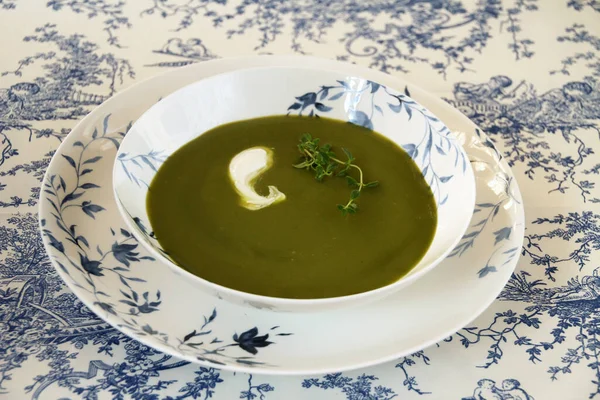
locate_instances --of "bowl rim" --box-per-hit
[112,65,477,308]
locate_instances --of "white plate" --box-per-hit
[39,56,524,375]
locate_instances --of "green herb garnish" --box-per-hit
[293,133,379,215]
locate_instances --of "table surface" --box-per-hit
[1,1,599,399]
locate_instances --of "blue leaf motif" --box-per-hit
[314,102,332,112]
[348,110,373,130]
[207,308,217,324]
[132,217,155,239]
[80,183,100,189]
[440,175,453,183]
[388,102,402,113]
[61,192,84,205]
[423,132,432,159]
[140,157,157,171]
[94,301,116,315]
[61,154,76,168]
[493,227,512,245]
[112,242,139,267]
[103,113,111,135]
[46,233,64,253]
[82,202,105,219]
[83,156,102,164]
[402,143,417,158]
[478,265,498,278]
[296,92,317,106]
[328,91,345,101]
[319,87,329,100]
[107,137,121,149]
[77,236,89,248]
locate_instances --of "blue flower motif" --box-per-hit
[233,327,273,355]
[79,253,103,276]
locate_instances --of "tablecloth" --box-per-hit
[0,1,599,399]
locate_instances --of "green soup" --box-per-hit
[147,116,437,299]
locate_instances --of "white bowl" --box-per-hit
[113,66,476,313]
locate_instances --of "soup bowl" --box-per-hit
[113,66,476,313]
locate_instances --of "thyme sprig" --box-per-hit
[293,133,379,215]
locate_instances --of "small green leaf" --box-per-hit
[342,148,354,162]
[346,176,358,187]
[350,190,360,199]
[293,160,309,169]
[364,181,379,188]
[337,165,349,176]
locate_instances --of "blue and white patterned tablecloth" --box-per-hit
[1,1,599,399]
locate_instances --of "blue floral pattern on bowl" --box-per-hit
[287,80,469,206]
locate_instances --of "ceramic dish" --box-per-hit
[39,55,524,374]
[113,66,475,312]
